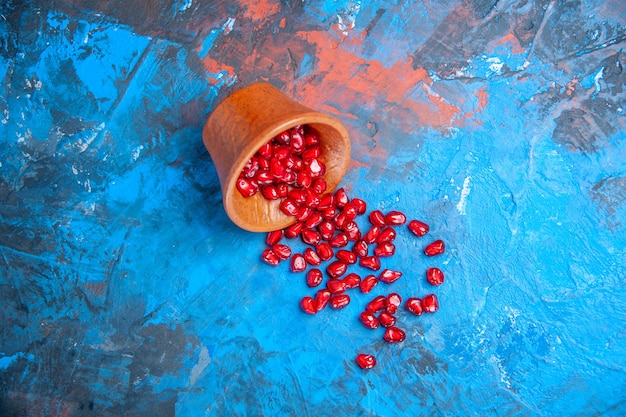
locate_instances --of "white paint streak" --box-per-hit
[487,57,504,75]
[222,17,235,34]
[456,176,471,215]
[131,145,144,162]
[593,67,604,93]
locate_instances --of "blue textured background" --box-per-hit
[1,0,625,416]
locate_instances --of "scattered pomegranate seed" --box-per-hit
[290,253,307,272]
[314,289,332,311]
[306,269,323,288]
[359,255,381,271]
[301,228,321,246]
[366,295,386,313]
[374,242,395,257]
[426,267,444,286]
[326,260,347,278]
[343,221,361,241]
[405,298,423,316]
[330,233,349,248]
[303,247,322,266]
[272,244,292,260]
[379,269,402,284]
[266,230,283,246]
[424,239,445,256]
[326,278,347,294]
[352,240,368,258]
[312,178,327,195]
[386,293,402,314]
[408,219,429,237]
[360,275,379,293]
[355,354,376,370]
[359,311,380,329]
[363,225,381,244]
[300,296,317,315]
[336,250,357,265]
[304,212,323,229]
[343,273,361,289]
[351,198,367,214]
[315,242,334,261]
[378,311,396,327]
[383,326,406,343]
[261,248,280,266]
[261,184,280,200]
[377,227,396,243]
[369,210,386,226]
[236,177,258,197]
[334,188,349,208]
[330,294,350,309]
[317,194,334,209]
[318,220,335,240]
[284,221,303,239]
[385,210,407,225]
[422,294,439,313]
[279,199,299,217]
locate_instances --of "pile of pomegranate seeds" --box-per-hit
[237,125,447,370]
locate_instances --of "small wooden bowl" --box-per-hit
[202,82,351,232]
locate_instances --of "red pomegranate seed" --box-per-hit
[355,354,376,370]
[273,145,291,159]
[359,255,381,271]
[343,221,361,241]
[305,158,325,177]
[343,273,361,289]
[312,178,327,195]
[326,260,347,278]
[296,171,312,188]
[304,131,320,146]
[314,289,332,311]
[275,131,291,145]
[366,295,386,313]
[330,233,349,248]
[321,206,338,219]
[405,298,423,315]
[270,157,287,179]
[364,225,381,244]
[330,293,350,309]
[422,294,439,313]
[318,220,335,240]
[379,269,402,284]
[369,210,386,226]
[342,203,358,220]
[317,194,334,209]
[284,221,303,239]
[260,185,280,200]
[383,326,406,343]
[359,311,379,329]
[303,247,322,266]
[306,268,323,288]
[304,189,321,208]
[334,212,350,229]
[288,189,306,205]
[242,156,259,178]
[290,253,307,273]
[426,267,444,286]
[236,177,259,197]
[300,296,317,315]
[301,228,321,246]
[280,199,300,217]
[261,248,280,266]
[301,145,322,160]
[408,219,430,237]
[266,230,283,246]
[290,132,305,154]
[276,183,289,198]
[257,156,271,170]
[255,169,273,185]
[296,207,313,222]
[385,210,407,225]
[351,198,367,214]
[386,293,402,314]
[327,278,347,294]
[286,155,303,171]
[424,240,445,256]
[352,240,368,258]
[257,142,272,158]
[377,227,396,243]
[334,188,349,208]
[315,242,334,261]
[336,250,357,264]
[378,311,396,327]
[374,242,395,257]
[272,244,292,260]
[360,275,379,293]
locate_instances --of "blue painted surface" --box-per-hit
[1,0,625,416]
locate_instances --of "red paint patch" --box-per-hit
[489,32,526,55]
[243,0,281,21]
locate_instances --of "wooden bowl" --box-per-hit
[202,82,352,232]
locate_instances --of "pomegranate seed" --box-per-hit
[236,177,259,197]
[270,157,287,178]
[334,212,350,229]
[257,142,272,158]
[242,157,259,178]
[424,240,445,256]
[312,178,327,195]
[426,267,444,286]
[301,145,322,159]
[265,230,283,246]
[300,296,317,315]
[355,354,376,370]
[342,203,358,220]
[257,156,271,170]
[343,221,361,241]
[304,189,321,208]
[422,294,439,313]
[360,275,379,293]
[334,188,349,208]
[290,131,305,154]
[315,242,334,261]
[369,210,386,226]
[385,210,407,225]
[359,311,379,329]
[359,255,381,271]
[296,207,313,222]
[377,227,396,243]
[280,199,300,217]
[330,233,349,248]
[318,220,335,240]
[343,273,361,289]
[272,244,292,260]
[379,269,402,284]
[305,158,325,177]
[255,169,274,185]
[290,253,307,273]
[301,228,321,246]
[351,198,367,214]
[288,189,307,205]
[304,131,320,146]
[261,248,280,266]
[352,240,368,258]
[273,145,291,159]
[284,221,303,239]
[386,293,402,314]
[276,131,291,145]
[374,242,395,257]
[303,247,322,266]
[405,298,423,315]
[276,183,289,198]
[326,260,347,278]
[366,295,386,313]
[317,194,334,209]
[378,311,396,327]
[330,294,350,309]
[364,225,381,244]
[306,268,323,287]
[296,171,312,188]
[383,326,406,343]
[285,155,302,170]
[314,289,332,311]
[408,219,430,237]
[321,206,338,219]
[327,278,347,294]
[261,184,280,200]
[336,250,357,264]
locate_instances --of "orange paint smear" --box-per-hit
[201,57,236,85]
[243,0,281,22]
[489,32,526,55]
[476,87,488,109]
